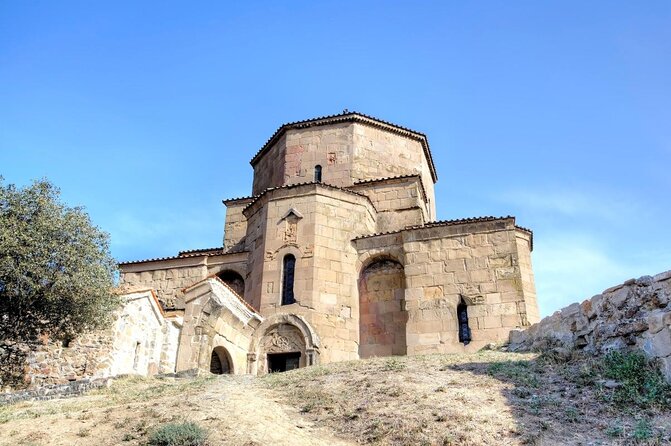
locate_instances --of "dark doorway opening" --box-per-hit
[210,347,232,374]
[267,352,301,373]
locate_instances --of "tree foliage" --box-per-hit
[0,178,119,385]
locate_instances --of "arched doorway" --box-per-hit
[217,270,245,298]
[210,346,233,374]
[261,324,305,373]
[358,258,407,358]
[249,314,320,375]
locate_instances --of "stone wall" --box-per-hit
[508,271,671,380]
[252,134,287,195]
[243,183,376,364]
[120,252,249,309]
[15,290,181,389]
[349,176,429,233]
[353,217,538,354]
[222,199,252,252]
[359,259,407,357]
[176,278,261,375]
[249,121,436,221]
[121,259,207,309]
[24,332,115,388]
[352,123,436,219]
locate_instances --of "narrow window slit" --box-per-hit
[457,298,471,345]
[282,254,296,305]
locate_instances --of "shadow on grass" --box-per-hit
[447,352,671,445]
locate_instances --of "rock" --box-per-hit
[601,379,622,389]
[651,328,671,358]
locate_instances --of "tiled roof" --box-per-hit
[249,111,438,182]
[178,247,225,256]
[222,195,255,205]
[118,246,245,266]
[353,216,533,249]
[183,274,260,314]
[242,181,376,215]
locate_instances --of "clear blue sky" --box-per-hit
[2,1,669,317]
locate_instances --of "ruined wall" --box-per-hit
[18,291,180,389]
[23,332,115,389]
[509,271,671,380]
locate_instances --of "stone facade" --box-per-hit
[508,270,671,380]
[16,290,182,389]
[115,111,539,376]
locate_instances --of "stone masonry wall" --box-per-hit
[24,332,115,388]
[353,218,538,355]
[509,271,671,380]
[349,177,428,233]
[121,261,207,309]
[352,123,436,219]
[17,291,180,389]
[252,134,287,195]
[245,184,376,364]
[223,200,251,252]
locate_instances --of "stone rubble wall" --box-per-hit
[24,332,115,388]
[16,291,182,389]
[508,270,671,380]
[0,377,112,405]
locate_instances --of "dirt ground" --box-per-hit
[1,351,669,445]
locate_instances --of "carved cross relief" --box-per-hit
[279,208,303,244]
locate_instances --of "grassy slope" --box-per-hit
[1,351,670,445]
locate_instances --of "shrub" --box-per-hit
[600,351,671,409]
[147,422,208,446]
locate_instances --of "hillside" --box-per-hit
[1,351,670,445]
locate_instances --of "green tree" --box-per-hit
[0,178,119,387]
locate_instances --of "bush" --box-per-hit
[0,178,118,388]
[148,422,208,446]
[600,351,671,409]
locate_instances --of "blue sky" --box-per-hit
[1,1,669,317]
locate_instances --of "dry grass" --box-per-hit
[1,351,670,445]
[261,351,671,445]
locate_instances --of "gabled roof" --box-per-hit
[249,111,438,182]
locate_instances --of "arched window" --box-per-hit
[457,298,471,345]
[314,165,322,182]
[281,254,296,305]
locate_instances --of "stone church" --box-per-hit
[114,111,539,377]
